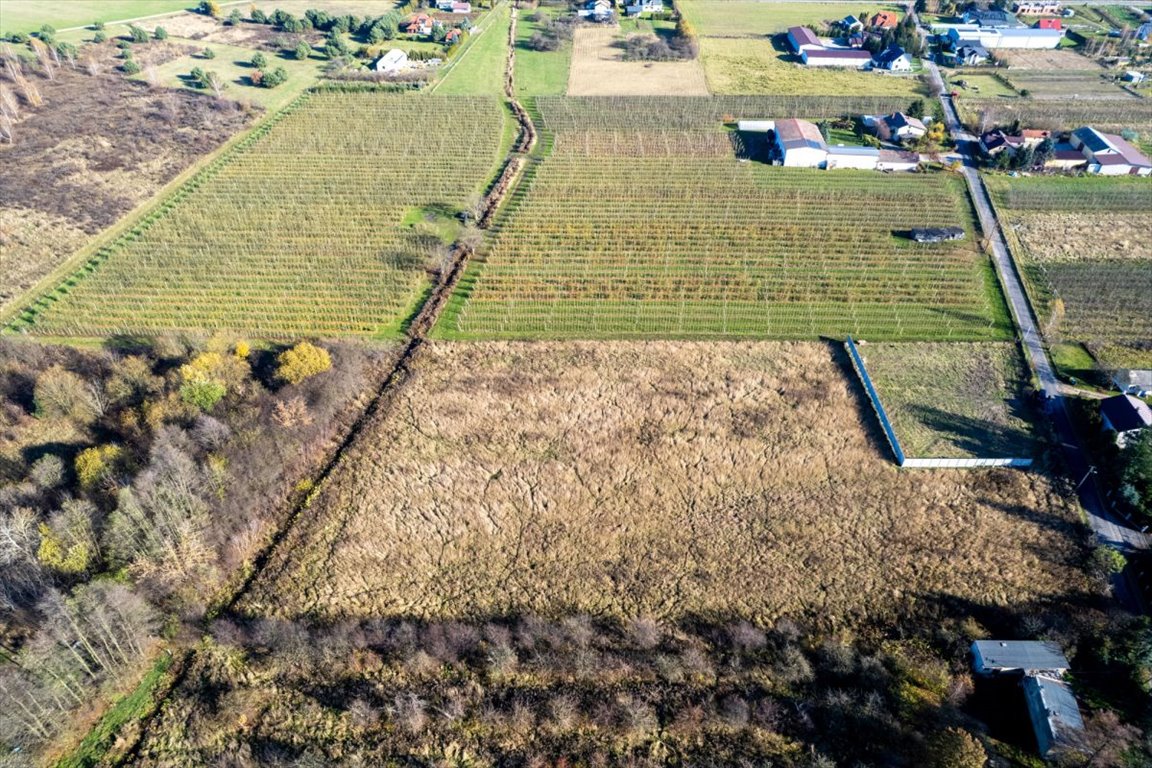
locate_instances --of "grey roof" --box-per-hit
[967,8,1024,27]
[827,145,880,156]
[1114,370,1152,390]
[956,42,990,58]
[972,640,1070,671]
[1101,395,1152,433]
[875,45,908,65]
[1073,126,1111,153]
[805,48,872,60]
[1024,675,1084,756]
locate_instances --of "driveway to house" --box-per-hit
[921,55,1149,611]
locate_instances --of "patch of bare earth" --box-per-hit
[0,44,254,313]
[241,341,1084,629]
[1012,211,1152,262]
[996,48,1102,70]
[567,25,710,96]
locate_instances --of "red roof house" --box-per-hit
[1036,18,1062,29]
[870,11,899,29]
[404,13,434,35]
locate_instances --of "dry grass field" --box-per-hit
[678,0,905,37]
[567,26,710,96]
[859,342,1035,459]
[241,341,1084,629]
[995,48,1102,70]
[1008,211,1152,263]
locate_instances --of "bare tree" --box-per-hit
[28,38,56,81]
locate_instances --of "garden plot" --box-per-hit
[241,341,1084,626]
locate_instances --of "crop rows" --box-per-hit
[959,98,1152,134]
[986,175,1152,212]
[536,95,916,133]
[18,93,506,338]
[444,155,1005,340]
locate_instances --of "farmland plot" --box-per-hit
[241,341,1084,626]
[15,92,506,338]
[440,99,1006,340]
[567,25,710,96]
[987,176,1152,366]
[860,342,1035,459]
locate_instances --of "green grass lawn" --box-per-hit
[0,0,210,35]
[130,41,326,111]
[699,38,926,96]
[679,0,905,36]
[946,72,1019,98]
[433,3,511,95]
[514,8,571,98]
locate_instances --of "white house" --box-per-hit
[1014,0,1062,13]
[885,112,927,141]
[874,45,913,71]
[841,14,863,32]
[626,0,663,14]
[1100,394,1152,447]
[1071,126,1152,176]
[451,1,472,12]
[374,48,410,73]
[801,48,872,67]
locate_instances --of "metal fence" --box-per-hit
[844,338,1033,470]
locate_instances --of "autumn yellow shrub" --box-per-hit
[75,444,125,491]
[276,342,331,385]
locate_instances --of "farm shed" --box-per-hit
[773,118,828,167]
[787,26,823,53]
[910,226,965,243]
[737,120,775,132]
[826,145,880,169]
[971,640,1070,675]
[1071,126,1152,176]
[801,48,873,67]
[1023,675,1085,757]
[874,45,913,71]
[1113,369,1152,398]
[1100,394,1152,448]
[941,25,1062,49]
[375,49,410,73]
[1044,145,1086,170]
[876,149,920,171]
[1123,71,1146,84]
[963,8,1025,28]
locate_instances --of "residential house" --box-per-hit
[1036,18,1062,29]
[1071,126,1152,175]
[885,112,927,141]
[445,27,462,44]
[404,13,434,35]
[787,25,823,53]
[972,640,1070,676]
[841,14,864,31]
[773,118,829,167]
[980,128,1050,156]
[1113,370,1152,398]
[1100,394,1152,447]
[625,0,663,14]
[802,48,873,67]
[963,8,1025,28]
[374,48,410,73]
[451,2,472,13]
[1013,0,1062,14]
[1024,675,1085,758]
[874,45,913,71]
[870,11,899,29]
[1138,22,1152,42]
[1123,70,1146,83]
[954,42,991,64]
[578,0,613,20]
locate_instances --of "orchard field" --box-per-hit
[12,92,507,338]
[987,175,1152,367]
[439,98,1008,341]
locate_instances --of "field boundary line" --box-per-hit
[427,1,509,94]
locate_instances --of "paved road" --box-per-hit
[922,56,1149,610]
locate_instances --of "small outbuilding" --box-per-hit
[1024,675,1085,757]
[787,25,823,53]
[825,145,881,169]
[1113,369,1152,398]
[374,48,410,73]
[972,640,1070,675]
[910,226,965,243]
[1100,394,1152,448]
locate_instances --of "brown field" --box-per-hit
[0,46,252,314]
[1008,211,1152,263]
[995,48,1102,71]
[241,341,1084,629]
[567,25,710,96]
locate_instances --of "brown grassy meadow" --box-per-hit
[241,341,1085,629]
